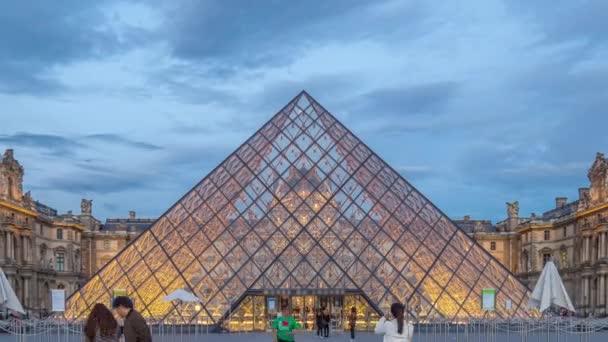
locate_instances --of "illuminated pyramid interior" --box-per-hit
[66,91,531,329]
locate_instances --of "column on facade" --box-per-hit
[22,236,27,263]
[6,231,12,260]
[598,275,605,308]
[605,274,608,313]
[586,236,591,262]
[603,232,607,259]
[584,276,590,308]
[23,277,29,309]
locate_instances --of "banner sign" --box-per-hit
[51,290,65,312]
[481,289,496,311]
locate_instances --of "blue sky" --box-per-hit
[0,0,607,222]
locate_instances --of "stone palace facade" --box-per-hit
[0,149,152,317]
[2,148,608,317]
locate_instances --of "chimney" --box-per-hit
[129,211,136,219]
[463,215,471,221]
[4,149,14,160]
[579,188,590,200]
[555,197,568,208]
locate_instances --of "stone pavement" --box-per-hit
[2,331,608,342]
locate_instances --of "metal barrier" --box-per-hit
[1,317,607,341]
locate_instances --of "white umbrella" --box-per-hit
[0,267,25,314]
[161,289,200,303]
[527,260,575,313]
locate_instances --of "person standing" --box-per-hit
[84,303,118,342]
[315,309,323,338]
[374,303,414,342]
[271,309,301,342]
[321,308,330,338]
[112,296,152,342]
[348,307,357,342]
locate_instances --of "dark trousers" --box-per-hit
[322,325,329,337]
[317,324,322,336]
[350,325,355,339]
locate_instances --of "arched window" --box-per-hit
[522,250,529,273]
[544,230,550,241]
[543,252,552,265]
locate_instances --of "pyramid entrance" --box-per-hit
[66,91,532,330]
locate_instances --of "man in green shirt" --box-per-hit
[271,309,301,342]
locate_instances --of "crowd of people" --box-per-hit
[271,302,414,342]
[83,298,413,342]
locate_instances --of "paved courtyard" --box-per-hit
[2,331,608,342]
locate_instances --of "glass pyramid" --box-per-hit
[66,91,532,324]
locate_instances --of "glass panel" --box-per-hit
[293,231,315,255]
[239,261,261,288]
[174,216,201,243]
[280,245,302,272]
[200,245,222,272]
[418,203,441,227]
[306,244,329,271]
[404,190,427,214]
[225,245,248,273]
[319,231,341,255]
[144,245,169,272]
[393,203,416,227]
[457,260,482,287]
[150,217,174,241]
[293,261,315,287]
[360,244,383,270]
[320,261,342,287]
[423,229,448,256]
[372,230,394,256]
[180,190,204,213]
[408,217,433,242]
[166,203,189,227]
[348,261,371,288]
[133,231,158,256]
[160,228,185,257]
[386,245,409,272]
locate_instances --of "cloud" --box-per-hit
[84,134,163,150]
[0,1,150,94]
[349,82,460,118]
[39,170,152,195]
[395,165,436,181]
[0,132,83,156]
[509,0,608,46]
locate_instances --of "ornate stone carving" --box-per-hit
[506,201,519,218]
[588,152,608,205]
[81,199,92,215]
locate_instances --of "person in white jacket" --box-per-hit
[374,303,414,342]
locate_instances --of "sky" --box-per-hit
[1,0,607,223]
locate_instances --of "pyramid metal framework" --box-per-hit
[66,91,531,323]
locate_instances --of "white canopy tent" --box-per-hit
[161,289,200,303]
[0,267,25,315]
[527,260,575,313]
